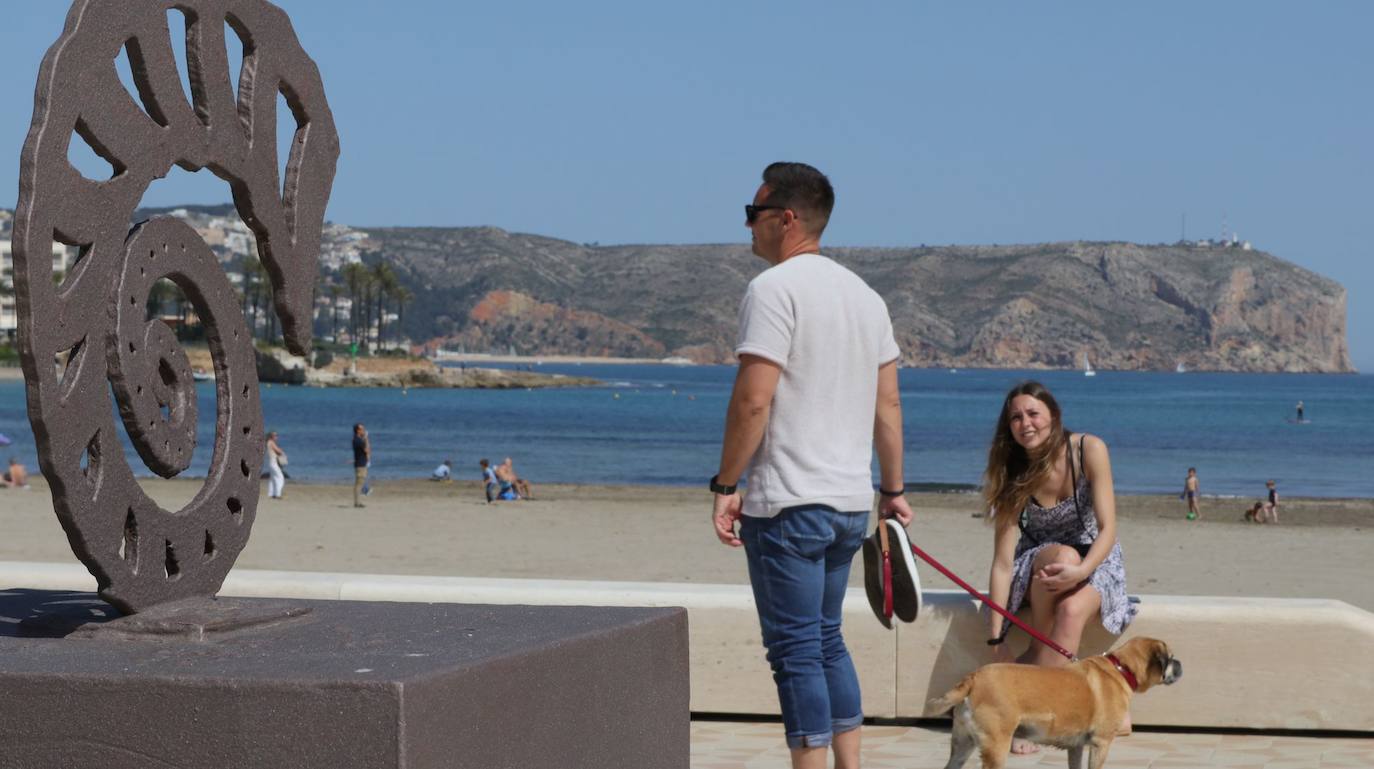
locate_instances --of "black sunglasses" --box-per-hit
[744,204,787,224]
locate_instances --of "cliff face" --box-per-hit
[355,230,1352,372]
[841,241,1351,372]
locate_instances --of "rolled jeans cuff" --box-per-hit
[784,712,863,749]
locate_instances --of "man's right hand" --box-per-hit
[878,494,913,526]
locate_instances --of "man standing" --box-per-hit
[352,423,370,508]
[711,162,912,769]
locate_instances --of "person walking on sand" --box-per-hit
[982,381,1136,753]
[1183,467,1200,520]
[1261,479,1280,524]
[711,162,911,769]
[352,423,370,508]
[265,431,287,499]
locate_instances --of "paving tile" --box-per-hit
[689,720,1369,768]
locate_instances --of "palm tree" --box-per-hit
[392,285,413,350]
[341,262,369,351]
[370,261,397,350]
[241,255,266,338]
[328,283,341,343]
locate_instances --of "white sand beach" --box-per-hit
[1,479,1370,611]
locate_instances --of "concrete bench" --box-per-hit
[4,561,1370,731]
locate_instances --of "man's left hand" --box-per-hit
[712,493,743,547]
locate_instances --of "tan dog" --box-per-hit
[929,637,1181,769]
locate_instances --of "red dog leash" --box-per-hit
[906,540,1078,662]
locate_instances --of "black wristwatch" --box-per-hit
[709,474,738,495]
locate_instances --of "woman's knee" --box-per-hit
[1032,544,1082,572]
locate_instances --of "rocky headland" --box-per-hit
[363,228,1351,373]
[3,207,1353,372]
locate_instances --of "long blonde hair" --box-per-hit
[983,381,1068,529]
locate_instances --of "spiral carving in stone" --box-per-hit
[12,0,339,613]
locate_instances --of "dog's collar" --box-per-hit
[1104,653,1138,691]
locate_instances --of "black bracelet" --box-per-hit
[986,636,1005,646]
[879,486,905,498]
[709,474,738,495]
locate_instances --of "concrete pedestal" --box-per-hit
[0,589,689,769]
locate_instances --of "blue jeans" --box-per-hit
[740,505,868,749]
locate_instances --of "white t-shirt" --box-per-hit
[735,253,900,517]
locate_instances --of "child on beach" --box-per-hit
[479,459,499,503]
[2,457,29,489]
[1182,468,1200,520]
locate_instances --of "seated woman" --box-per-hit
[982,381,1136,752]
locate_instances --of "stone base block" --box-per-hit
[0,589,689,769]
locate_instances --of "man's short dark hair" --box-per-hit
[761,162,834,235]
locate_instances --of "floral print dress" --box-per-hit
[998,440,1135,640]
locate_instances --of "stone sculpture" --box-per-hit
[12,0,339,613]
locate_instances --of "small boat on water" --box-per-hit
[1082,353,1096,377]
[1175,362,1187,374]
[192,367,213,382]
[660,356,694,366]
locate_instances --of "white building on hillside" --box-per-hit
[1,239,73,340]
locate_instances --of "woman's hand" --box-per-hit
[1035,561,1088,592]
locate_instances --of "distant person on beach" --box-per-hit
[479,458,499,502]
[1182,467,1200,520]
[431,459,453,482]
[1244,501,1264,523]
[501,457,533,499]
[352,423,370,508]
[2,457,29,489]
[982,381,1135,752]
[711,162,910,768]
[493,458,523,500]
[265,431,287,499]
[1260,479,1280,524]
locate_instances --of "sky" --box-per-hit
[2,2,1370,369]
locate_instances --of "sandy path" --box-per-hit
[1,479,1370,611]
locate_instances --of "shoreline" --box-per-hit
[96,475,1374,508]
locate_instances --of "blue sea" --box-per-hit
[1,366,1371,498]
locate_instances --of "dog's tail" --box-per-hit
[927,673,976,715]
